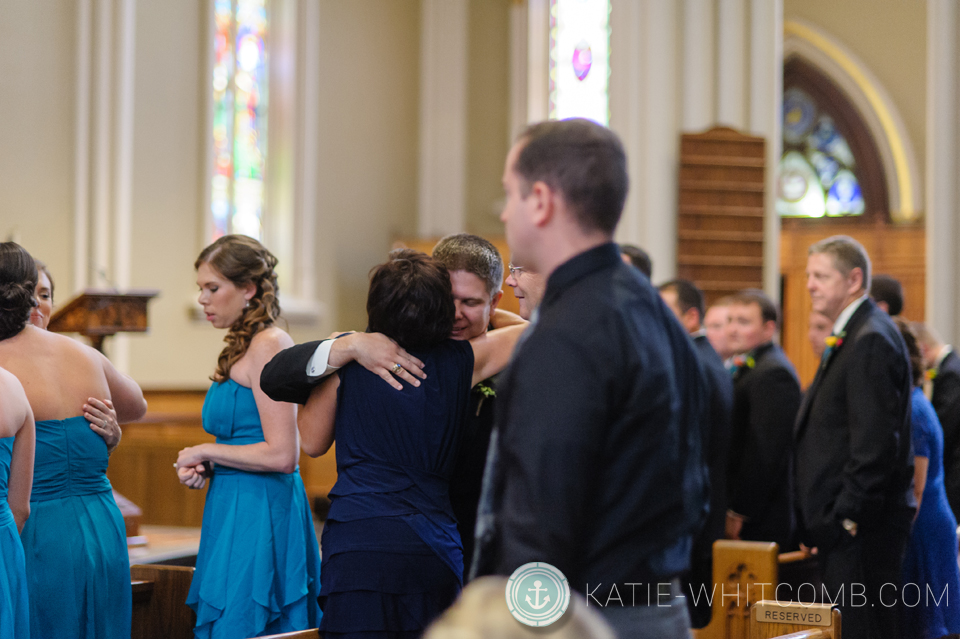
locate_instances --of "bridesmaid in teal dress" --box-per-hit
[0,366,34,639]
[177,235,321,638]
[0,241,148,639]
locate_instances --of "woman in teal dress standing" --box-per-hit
[177,234,321,638]
[0,241,147,639]
[0,365,34,638]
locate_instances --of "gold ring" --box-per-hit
[392,363,403,374]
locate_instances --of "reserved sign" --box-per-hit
[754,601,833,627]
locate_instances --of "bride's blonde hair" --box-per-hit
[196,235,281,383]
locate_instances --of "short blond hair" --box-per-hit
[423,577,616,639]
[808,235,871,290]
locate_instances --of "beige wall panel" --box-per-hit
[318,0,421,332]
[0,0,77,288]
[466,0,511,237]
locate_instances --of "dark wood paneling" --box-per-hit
[677,127,766,304]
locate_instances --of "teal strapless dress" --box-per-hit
[20,416,130,639]
[187,379,322,639]
[0,436,29,638]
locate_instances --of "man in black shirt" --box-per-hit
[481,119,708,637]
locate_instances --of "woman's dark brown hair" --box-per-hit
[893,316,924,388]
[196,235,281,383]
[366,249,454,350]
[0,242,39,341]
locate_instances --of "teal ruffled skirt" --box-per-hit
[187,466,322,638]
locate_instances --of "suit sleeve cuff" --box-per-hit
[306,339,339,379]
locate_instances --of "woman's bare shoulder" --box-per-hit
[0,367,28,435]
[249,326,294,359]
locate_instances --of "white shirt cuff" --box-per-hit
[306,339,340,379]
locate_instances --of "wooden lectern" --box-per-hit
[48,289,159,352]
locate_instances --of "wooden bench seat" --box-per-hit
[131,564,195,639]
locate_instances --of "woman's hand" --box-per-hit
[177,464,207,490]
[84,397,122,453]
[177,444,209,470]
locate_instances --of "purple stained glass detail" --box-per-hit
[572,40,592,81]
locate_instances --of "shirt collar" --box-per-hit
[936,345,953,371]
[691,327,707,339]
[542,242,621,307]
[833,294,869,335]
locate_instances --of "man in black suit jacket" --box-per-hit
[659,278,734,629]
[916,323,960,521]
[725,289,800,552]
[795,236,915,639]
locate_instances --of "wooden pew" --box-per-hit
[694,541,822,639]
[749,600,840,639]
[131,564,195,639]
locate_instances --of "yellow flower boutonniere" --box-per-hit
[473,380,496,416]
[824,335,838,348]
[926,369,938,381]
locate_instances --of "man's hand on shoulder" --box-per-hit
[330,332,427,391]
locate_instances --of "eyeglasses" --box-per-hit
[508,264,525,278]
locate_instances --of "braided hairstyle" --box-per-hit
[195,235,281,383]
[0,242,39,341]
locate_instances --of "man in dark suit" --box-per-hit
[916,322,960,521]
[659,278,733,629]
[724,289,800,551]
[482,119,707,638]
[431,233,507,581]
[795,235,915,639]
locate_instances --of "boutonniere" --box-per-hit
[473,381,496,416]
[821,331,847,366]
[926,369,938,381]
[733,354,756,369]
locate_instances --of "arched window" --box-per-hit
[777,57,889,222]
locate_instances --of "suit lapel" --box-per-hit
[795,300,876,438]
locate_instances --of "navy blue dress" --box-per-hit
[318,339,474,639]
[902,387,960,639]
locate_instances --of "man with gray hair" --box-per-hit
[795,235,915,639]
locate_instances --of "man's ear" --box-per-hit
[490,290,503,314]
[762,320,778,342]
[848,267,865,295]
[529,180,556,228]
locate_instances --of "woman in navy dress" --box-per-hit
[0,242,147,639]
[298,250,523,638]
[895,318,960,639]
[176,234,321,638]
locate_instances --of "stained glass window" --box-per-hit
[549,0,611,126]
[777,87,864,218]
[211,0,269,241]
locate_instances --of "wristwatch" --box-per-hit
[841,518,858,537]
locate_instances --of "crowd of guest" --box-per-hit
[1,118,959,639]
